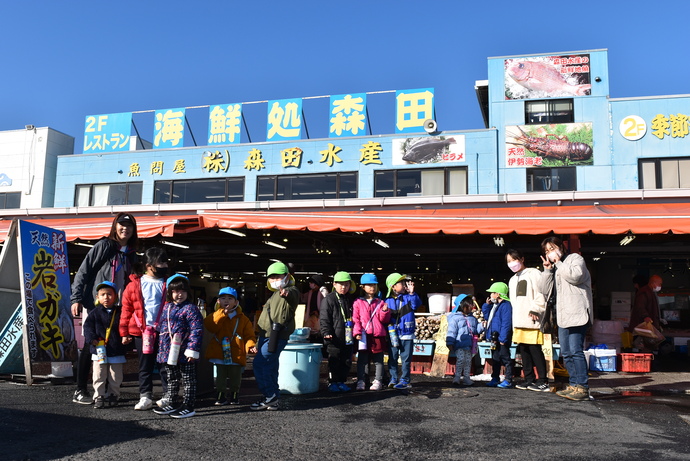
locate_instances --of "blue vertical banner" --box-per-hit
[329,93,367,137]
[154,107,186,148]
[83,112,132,153]
[208,103,243,145]
[17,221,76,362]
[395,88,435,134]
[266,98,302,141]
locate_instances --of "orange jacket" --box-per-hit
[204,305,256,366]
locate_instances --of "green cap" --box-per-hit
[385,272,407,298]
[486,282,510,301]
[333,271,356,294]
[266,261,289,276]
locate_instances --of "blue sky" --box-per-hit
[1,1,688,153]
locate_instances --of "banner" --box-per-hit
[154,108,186,148]
[504,54,591,100]
[506,123,594,167]
[267,98,302,141]
[17,220,76,363]
[329,93,367,137]
[83,112,132,153]
[208,103,243,145]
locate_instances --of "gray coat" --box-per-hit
[538,253,592,329]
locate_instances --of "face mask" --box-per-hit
[153,266,169,279]
[270,275,288,290]
[547,250,562,263]
[653,286,661,293]
[507,260,522,273]
[491,297,499,304]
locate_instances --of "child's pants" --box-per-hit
[357,350,384,382]
[92,361,123,398]
[388,338,413,383]
[253,336,287,399]
[326,344,353,384]
[164,361,197,408]
[491,343,514,382]
[215,364,243,394]
[454,348,472,380]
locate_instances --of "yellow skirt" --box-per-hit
[513,327,544,345]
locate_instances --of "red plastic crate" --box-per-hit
[620,353,653,372]
[411,356,433,374]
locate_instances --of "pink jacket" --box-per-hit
[352,298,391,337]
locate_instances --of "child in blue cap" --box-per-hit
[446,294,483,386]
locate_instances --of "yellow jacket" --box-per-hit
[204,305,256,366]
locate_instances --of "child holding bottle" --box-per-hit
[153,274,203,419]
[446,294,483,386]
[352,273,391,391]
[204,286,256,406]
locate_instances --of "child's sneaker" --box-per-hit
[134,396,153,411]
[156,397,171,408]
[93,396,105,409]
[497,380,514,389]
[338,382,351,392]
[250,394,279,411]
[107,394,118,407]
[356,380,366,391]
[73,389,93,405]
[169,405,196,418]
[452,376,461,386]
[328,383,341,393]
[370,379,383,391]
[153,404,178,415]
[229,392,240,405]
[515,381,532,390]
[214,393,229,406]
[486,378,500,387]
[387,379,397,389]
[393,379,411,390]
[527,382,551,393]
[463,377,474,387]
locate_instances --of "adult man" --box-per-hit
[629,274,662,333]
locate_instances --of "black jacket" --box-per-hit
[83,305,126,357]
[319,291,356,348]
[70,237,136,311]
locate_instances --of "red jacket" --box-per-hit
[119,274,167,337]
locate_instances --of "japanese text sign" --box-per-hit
[267,98,302,141]
[154,108,186,148]
[208,103,243,145]
[330,93,367,137]
[395,88,434,134]
[83,112,132,153]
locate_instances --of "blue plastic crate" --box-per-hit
[412,340,435,356]
[589,353,616,372]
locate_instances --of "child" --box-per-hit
[446,294,482,386]
[385,273,421,390]
[204,286,256,406]
[83,281,126,409]
[249,261,300,411]
[482,282,514,388]
[153,274,203,418]
[352,273,391,391]
[320,271,358,392]
[119,247,169,411]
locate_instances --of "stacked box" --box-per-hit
[589,349,617,372]
[411,356,433,374]
[620,353,653,372]
[610,292,631,328]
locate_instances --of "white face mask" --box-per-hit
[653,286,661,293]
[270,275,288,290]
[491,296,499,304]
[547,250,562,263]
[507,260,522,273]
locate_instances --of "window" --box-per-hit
[526,167,576,192]
[525,99,574,124]
[639,158,690,189]
[374,167,467,197]
[0,192,20,209]
[74,183,142,206]
[153,178,244,203]
[257,173,357,200]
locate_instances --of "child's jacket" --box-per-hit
[352,298,391,337]
[204,305,257,366]
[157,299,204,364]
[446,312,482,349]
[84,305,126,357]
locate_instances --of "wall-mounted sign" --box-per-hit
[267,98,302,141]
[396,88,434,134]
[208,103,242,145]
[330,93,367,137]
[83,112,132,153]
[505,54,591,100]
[392,135,465,165]
[506,123,593,167]
[154,108,186,148]
[619,115,647,141]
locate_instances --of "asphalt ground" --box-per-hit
[2,356,690,461]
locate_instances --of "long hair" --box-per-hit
[540,236,565,256]
[108,212,139,250]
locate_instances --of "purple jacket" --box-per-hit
[157,299,204,364]
[352,298,391,337]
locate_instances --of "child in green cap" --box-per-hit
[385,273,421,390]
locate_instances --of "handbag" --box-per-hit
[465,318,479,355]
[358,304,380,351]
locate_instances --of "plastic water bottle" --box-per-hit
[345,320,354,345]
[96,340,107,364]
[388,325,400,348]
[222,336,233,364]
[142,326,155,355]
[167,333,182,365]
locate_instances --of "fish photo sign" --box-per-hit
[392,135,466,165]
[506,122,593,167]
[504,54,591,100]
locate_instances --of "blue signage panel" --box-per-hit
[83,112,132,153]
[395,88,434,134]
[329,93,367,138]
[208,103,243,145]
[266,98,302,141]
[154,108,186,148]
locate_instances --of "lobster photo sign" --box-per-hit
[506,123,593,167]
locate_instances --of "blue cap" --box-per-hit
[166,274,188,286]
[360,273,378,285]
[96,281,117,292]
[219,287,238,298]
[453,293,472,309]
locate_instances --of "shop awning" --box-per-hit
[0,215,199,243]
[198,202,690,235]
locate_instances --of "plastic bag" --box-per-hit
[633,321,665,346]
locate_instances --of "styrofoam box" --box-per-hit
[673,337,690,346]
[588,349,617,372]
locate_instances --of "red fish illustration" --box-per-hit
[507,60,591,96]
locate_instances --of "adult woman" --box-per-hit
[538,237,592,401]
[70,212,138,404]
[506,249,549,392]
